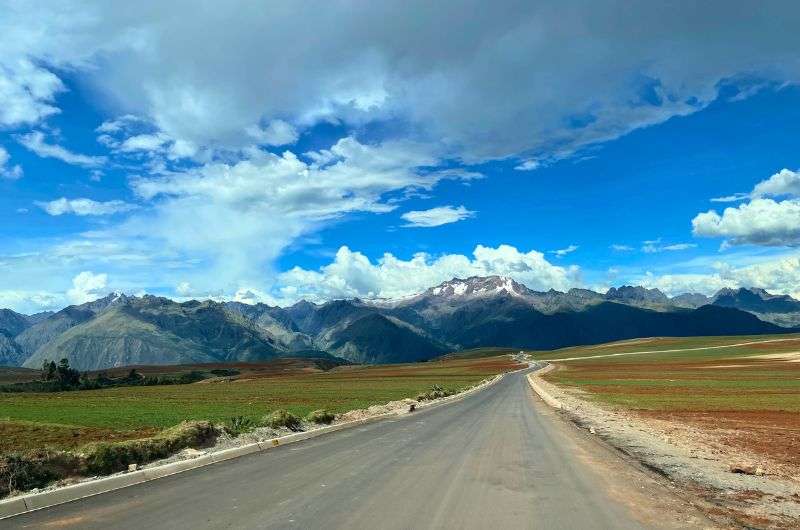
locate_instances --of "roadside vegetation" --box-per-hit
[0,355,521,497]
[0,358,237,393]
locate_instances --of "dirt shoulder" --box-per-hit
[530,364,800,529]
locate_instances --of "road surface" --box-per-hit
[6,370,710,529]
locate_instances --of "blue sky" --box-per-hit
[2,2,800,313]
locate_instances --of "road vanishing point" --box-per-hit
[6,369,712,529]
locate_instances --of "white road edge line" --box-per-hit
[0,364,527,521]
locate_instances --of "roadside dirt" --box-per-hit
[531,366,800,529]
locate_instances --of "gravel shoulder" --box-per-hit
[531,364,800,529]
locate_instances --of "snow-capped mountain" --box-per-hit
[426,276,532,298]
[1,277,795,370]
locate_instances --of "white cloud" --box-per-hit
[36,197,137,216]
[550,244,579,258]
[692,198,800,247]
[751,168,800,198]
[640,254,800,299]
[0,290,63,314]
[641,238,697,253]
[400,205,475,228]
[277,244,579,302]
[246,120,299,146]
[514,160,540,171]
[3,3,800,162]
[0,59,64,127]
[610,244,634,252]
[0,146,23,180]
[695,169,800,247]
[17,131,106,168]
[66,271,108,305]
[118,132,171,152]
[710,193,749,203]
[118,137,471,290]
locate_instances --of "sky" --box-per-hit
[3,1,800,313]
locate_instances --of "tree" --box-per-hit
[55,358,80,387]
[40,360,57,382]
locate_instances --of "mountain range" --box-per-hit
[0,277,796,370]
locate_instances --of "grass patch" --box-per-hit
[0,421,217,497]
[0,356,519,452]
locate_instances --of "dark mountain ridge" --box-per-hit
[2,277,797,370]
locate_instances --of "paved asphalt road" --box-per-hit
[6,370,693,529]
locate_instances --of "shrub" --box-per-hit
[223,416,256,437]
[0,450,82,497]
[83,421,218,475]
[306,409,335,425]
[415,384,457,401]
[262,410,301,431]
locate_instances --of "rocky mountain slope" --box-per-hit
[1,277,797,370]
[710,287,800,327]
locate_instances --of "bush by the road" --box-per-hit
[415,384,457,401]
[84,421,218,475]
[223,416,257,437]
[263,410,301,431]
[306,409,336,425]
[0,421,218,497]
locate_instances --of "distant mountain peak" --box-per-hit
[427,276,530,298]
[604,285,669,304]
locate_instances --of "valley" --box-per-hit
[1,276,797,372]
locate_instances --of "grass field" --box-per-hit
[0,355,521,453]
[535,334,800,467]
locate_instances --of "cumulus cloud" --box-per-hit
[400,205,475,228]
[119,137,471,289]
[66,271,108,305]
[693,198,800,247]
[0,146,23,180]
[751,168,800,198]
[36,197,137,216]
[17,131,106,168]
[640,254,800,299]
[277,244,579,302]
[695,169,800,247]
[0,290,63,314]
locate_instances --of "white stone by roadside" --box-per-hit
[0,367,522,521]
[527,364,800,527]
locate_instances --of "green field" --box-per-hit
[535,334,800,411]
[0,355,520,453]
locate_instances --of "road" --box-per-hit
[6,370,711,529]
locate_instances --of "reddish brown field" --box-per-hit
[541,337,800,473]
